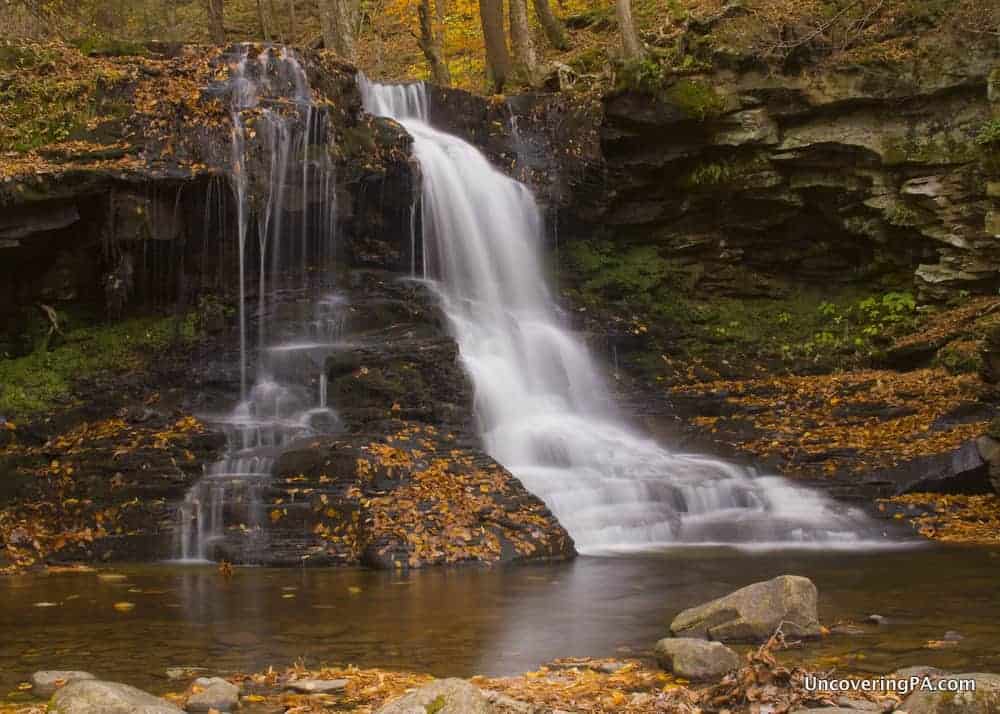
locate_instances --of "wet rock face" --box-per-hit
[328,271,473,434]
[0,44,418,350]
[551,52,999,302]
[0,409,226,569]
[415,58,999,303]
[173,270,574,569]
[423,84,602,214]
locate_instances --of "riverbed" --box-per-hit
[3,545,999,698]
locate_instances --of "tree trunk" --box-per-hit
[256,0,270,41]
[508,0,538,85]
[268,0,284,42]
[435,0,446,26]
[417,0,451,86]
[533,0,567,50]
[320,0,357,61]
[478,0,511,93]
[615,0,644,61]
[288,0,296,40]
[206,0,225,44]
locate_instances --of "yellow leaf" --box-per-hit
[113,601,135,612]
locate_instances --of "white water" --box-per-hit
[360,78,891,553]
[176,47,344,562]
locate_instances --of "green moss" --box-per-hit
[664,79,726,121]
[0,41,128,153]
[0,313,199,418]
[0,42,60,70]
[424,695,447,714]
[976,119,1000,147]
[70,37,148,57]
[617,57,669,95]
[0,75,130,153]
[885,202,922,227]
[340,124,378,159]
[561,236,919,375]
[617,66,726,122]
[567,240,692,302]
[569,46,607,75]
[564,6,615,30]
[934,341,983,375]
[881,134,977,167]
[679,156,771,190]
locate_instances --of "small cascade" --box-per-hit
[360,78,891,553]
[176,46,345,563]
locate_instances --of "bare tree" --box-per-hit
[533,0,567,50]
[478,0,511,93]
[509,0,539,85]
[416,0,451,85]
[615,0,644,61]
[321,0,357,61]
[256,0,271,41]
[206,0,226,44]
[268,0,285,42]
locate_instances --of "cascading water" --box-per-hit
[176,46,344,562]
[360,78,890,553]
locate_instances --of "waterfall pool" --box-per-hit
[2,546,999,697]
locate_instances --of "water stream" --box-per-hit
[176,46,344,562]
[360,78,893,554]
[3,547,999,695]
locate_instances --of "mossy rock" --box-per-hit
[0,312,199,417]
[665,79,727,121]
[935,340,983,375]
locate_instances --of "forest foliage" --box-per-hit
[2,0,996,93]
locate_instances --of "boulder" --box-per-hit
[375,678,495,714]
[900,672,1000,713]
[185,677,240,712]
[49,680,183,714]
[31,670,96,698]
[654,638,740,681]
[670,575,821,642]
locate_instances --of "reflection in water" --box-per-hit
[2,547,1000,694]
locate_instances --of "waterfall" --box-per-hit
[360,77,888,553]
[176,46,344,562]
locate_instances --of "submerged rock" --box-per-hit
[31,670,96,698]
[670,575,821,642]
[654,638,740,681]
[49,679,183,714]
[375,678,495,714]
[284,678,348,693]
